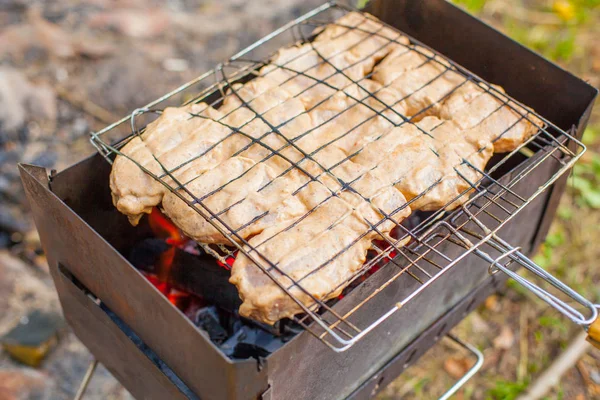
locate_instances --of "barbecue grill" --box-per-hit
[18,1,598,399]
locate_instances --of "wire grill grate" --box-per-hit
[90,2,585,351]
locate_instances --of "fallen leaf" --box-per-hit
[552,0,576,21]
[444,356,472,379]
[484,294,499,311]
[481,348,501,371]
[493,326,515,350]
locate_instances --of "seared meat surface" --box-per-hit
[110,12,543,324]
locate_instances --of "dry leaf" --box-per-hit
[444,356,472,379]
[484,294,499,311]
[493,326,515,350]
[592,51,600,73]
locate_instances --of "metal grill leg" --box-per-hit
[438,334,484,400]
[74,359,98,400]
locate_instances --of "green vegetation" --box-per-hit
[412,378,430,398]
[487,379,529,400]
[451,0,488,13]
[570,152,600,208]
[538,315,569,335]
[356,0,370,9]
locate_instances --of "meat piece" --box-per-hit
[305,80,405,157]
[350,88,539,212]
[230,180,410,324]
[153,87,325,245]
[260,12,409,109]
[439,81,543,152]
[369,44,468,121]
[111,75,313,230]
[110,103,232,225]
[371,45,434,85]
[352,116,493,211]
[403,119,493,210]
[160,79,410,245]
[220,76,314,175]
[230,195,372,324]
[161,157,278,244]
[229,143,412,323]
[377,60,467,120]
[437,81,489,121]
[109,11,546,326]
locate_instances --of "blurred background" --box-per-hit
[0,0,598,399]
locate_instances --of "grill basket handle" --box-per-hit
[471,234,600,348]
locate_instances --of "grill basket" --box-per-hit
[89,1,595,352]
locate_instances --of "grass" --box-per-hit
[487,379,529,400]
[452,0,488,12]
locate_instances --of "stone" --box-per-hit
[1,310,66,367]
[0,67,57,139]
[0,369,54,400]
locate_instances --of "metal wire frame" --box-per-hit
[90,2,586,351]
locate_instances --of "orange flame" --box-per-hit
[148,207,186,284]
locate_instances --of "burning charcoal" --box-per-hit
[1,309,65,367]
[194,306,228,345]
[182,296,208,321]
[399,211,426,234]
[241,317,281,337]
[220,310,244,336]
[231,343,271,359]
[240,317,294,338]
[129,238,170,272]
[239,317,301,342]
[169,249,242,311]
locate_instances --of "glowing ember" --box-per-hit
[146,208,190,307]
[143,207,233,310]
[148,207,186,245]
[217,252,237,271]
[148,207,185,282]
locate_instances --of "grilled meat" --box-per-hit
[109,11,543,324]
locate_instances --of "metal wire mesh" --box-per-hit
[90,2,586,351]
